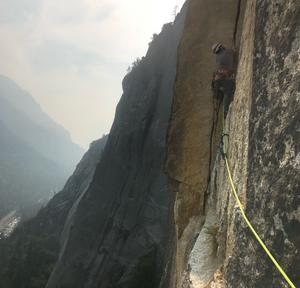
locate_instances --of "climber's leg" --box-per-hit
[223,79,235,119]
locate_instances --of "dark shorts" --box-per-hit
[212,78,235,118]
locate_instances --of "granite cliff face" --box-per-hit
[166,1,244,285]
[225,1,300,286]
[45,7,187,288]
[167,0,300,287]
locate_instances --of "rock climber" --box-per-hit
[211,43,236,119]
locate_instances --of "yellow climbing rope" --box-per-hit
[222,117,297,288]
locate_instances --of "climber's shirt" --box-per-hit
[213,48,235,82]
[212,47,236,88]
[212,48,236,119]
[216,48,235,71]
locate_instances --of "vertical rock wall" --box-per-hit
[45,6,187,288]
[168,0,300,287]
[182,0,255,286]
[226,1,300,287]
[166,0,244,286]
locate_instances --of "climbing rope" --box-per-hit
[221,109,297,288]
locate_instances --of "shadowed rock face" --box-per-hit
[0,136,107,288]
[46,6,187,288]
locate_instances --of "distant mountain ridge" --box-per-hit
[0,75,84,218]
[0,75,83,170]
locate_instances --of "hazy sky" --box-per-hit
[0,0,185,149]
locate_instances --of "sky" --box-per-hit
[0,0,186,149]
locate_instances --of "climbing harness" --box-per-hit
[221,108,297,288]
[213,68,235,81]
